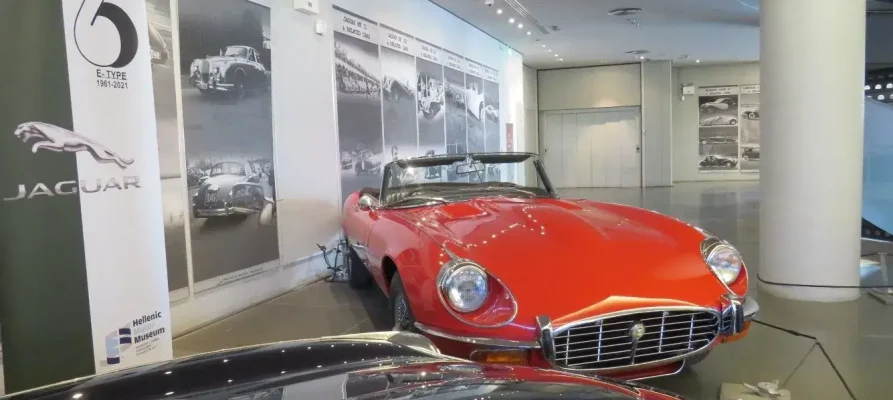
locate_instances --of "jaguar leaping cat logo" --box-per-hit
[14,122,134,169]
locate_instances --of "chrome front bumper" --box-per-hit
[415,297,760,375]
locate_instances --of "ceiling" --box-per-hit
[432,0,893,70]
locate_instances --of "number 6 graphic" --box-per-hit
[75,0,138,68]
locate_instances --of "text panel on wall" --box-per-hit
[332,5,503,201]
[178,0,280,292]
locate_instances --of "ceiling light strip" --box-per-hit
[503,0,550,34]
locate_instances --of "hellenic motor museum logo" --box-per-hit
[104,311,166,366]
[2,121,140,202]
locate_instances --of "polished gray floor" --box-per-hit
[174,181,893,400]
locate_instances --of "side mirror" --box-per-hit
[358,194,378,211]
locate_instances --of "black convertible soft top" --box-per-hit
[392,152,536,169]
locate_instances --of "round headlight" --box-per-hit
[442,264,489,313]
[705,243,742,285]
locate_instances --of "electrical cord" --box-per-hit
[757,252,893,289]
[752,319,858,400]
[317,240,348,283]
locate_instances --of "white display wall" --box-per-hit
[168,0,526,336]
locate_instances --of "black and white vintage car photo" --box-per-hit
[188,45,269,98]
[192,161,271,219]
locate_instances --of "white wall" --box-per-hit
[170,0,526,336]
[642,61,673,187]
[538,64,642,111]
[672,62,760,182]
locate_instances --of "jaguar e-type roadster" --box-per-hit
[342,153,758,381]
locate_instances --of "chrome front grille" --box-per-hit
[552,309,720,370]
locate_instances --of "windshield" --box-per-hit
[210,162,245,177]
[223,46,248,58]
[380,153,553,208]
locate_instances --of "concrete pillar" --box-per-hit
[759,0,866,301]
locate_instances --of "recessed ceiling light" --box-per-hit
[508,17,515,23]
[547,49,552,52]
[526,31,531,35]
[559,58,564,61]
[696,59,701,63]
[517,23,523,29]
[541,44,546,48]
[555,54,560,57]
[497,8,503,14]
[608,7,644,16]
[638,55,645,60]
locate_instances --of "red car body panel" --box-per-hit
[342,189,751,377]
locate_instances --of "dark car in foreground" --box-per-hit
[1,332,686,400]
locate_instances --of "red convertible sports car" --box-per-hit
[341,153,758,380]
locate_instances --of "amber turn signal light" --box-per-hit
[470,350,528,366]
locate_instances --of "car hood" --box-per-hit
[1,332,684,400]
[201,174,247,191]
[205,55,240,65]
[394,197,729,324]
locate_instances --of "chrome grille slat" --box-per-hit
[551,309,720,370]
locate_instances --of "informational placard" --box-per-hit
[466,58,483,78]
[380,24,415,56]
[444,50,464,72]
[484,66,499,82]
[740,84,760,95]
[417,40,441,64]
[331,5,502,200]
[333,7,378,43]
[698,86,741,172]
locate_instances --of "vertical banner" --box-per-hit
[443,49,467,182]
[697,86,740,172]
[178,0,279,292]
[146,0,190,299]
[739,84,761,171]
[333,6,382,202]
[465,58,486,153]
[380,24,419,163]
[62,0,173,373]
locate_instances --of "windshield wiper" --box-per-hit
[386,195,448,207]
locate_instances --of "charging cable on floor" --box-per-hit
[316,240,347,283]
[751,319,858,400]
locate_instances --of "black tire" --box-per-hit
[232,72,246,100]
[685,348,712,367]
[478,103,484,120]
[729,119,737,125]
[346,245,372,289]
[389,273,416,331]
[742,155,750,161]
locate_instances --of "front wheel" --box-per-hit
[729,119,737,125]
[389,273,416,331]
[345,245,372,289]
[742,155,750,161]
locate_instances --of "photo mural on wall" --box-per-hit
[443,51,468,182]
[332,5,504,200]
[380,26,419,163]
[147,0,189,297]
[465,59,486,153]
[178,0,279,291]
[333,7,383,201]
[739,84,761,171]
[698,86,740,172]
